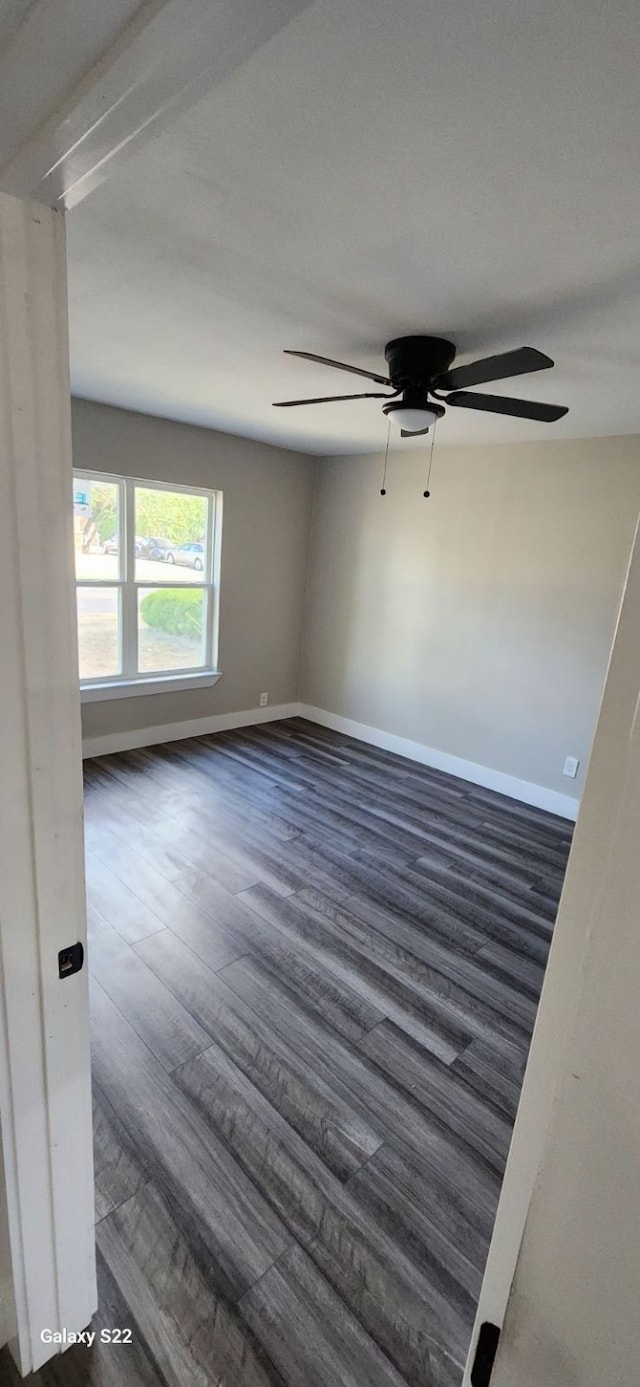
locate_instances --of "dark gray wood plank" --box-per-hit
[138,817,266,896]
[89,927,212,1072]
[143,741,300,843]
[475,939,547,1000]
[135,929,384,1180]
[93,1088,146,1222]
[84,800,199,884]
[298,886,537,1041]
[173,1043,469,1386]
[240,1244,410,1387]
[98,1184,287,1387]
[90,977,292,1299]
[478,820,570,872]
[451,1037,529,1122]
[84,852,165,945]
[346,1154,484,1320]
[337,890,539,1039]
[171,871,385,1042]
[96,1181,284,1387]
[357,1020,513,1174]
[367,854,556,942]
[218,953,501,1225]
[86,816,254,921]
[235,884,472,1063]
[346,1141,488,1288]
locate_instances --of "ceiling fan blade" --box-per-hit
[435,347,554,391]
[446,391,568,422]
[273,392,394,407]
[401,428,431,437]
[284,349,391,387]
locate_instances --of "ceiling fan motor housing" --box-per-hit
[384,336,456,392]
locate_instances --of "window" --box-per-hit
[73,472,221,696]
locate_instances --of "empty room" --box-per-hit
[1,3,640,1387]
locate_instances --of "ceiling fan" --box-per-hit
[273,336,569,435]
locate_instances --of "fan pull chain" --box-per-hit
[423,418,438,498]
[379,418,391,495]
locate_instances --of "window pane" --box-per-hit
[135,488,208,584]
[73,477,121,580]
[76,587,121,680]
[138,588,206,673]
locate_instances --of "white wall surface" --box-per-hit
[481,511,640,1387]
[73,399,316,744]
[0,1134,13,1349]
[302,435,640,798]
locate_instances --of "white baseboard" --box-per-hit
[82,696,578,820]
[82,702,303,759]
[298,704,579,821]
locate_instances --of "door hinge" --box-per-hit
[471,1322,501,1387]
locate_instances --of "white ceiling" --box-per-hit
[67,0,640,455]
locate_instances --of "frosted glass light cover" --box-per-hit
[390,407,438,431]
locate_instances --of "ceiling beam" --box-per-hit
[0,0,313,208]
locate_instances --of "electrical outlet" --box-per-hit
[563,755,579,778]
[259,691,269,707]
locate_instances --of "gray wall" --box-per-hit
[74,399,316,743]
[76,402,640,799]
[301,435,640,797]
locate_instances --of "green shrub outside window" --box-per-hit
[139,588,203,638]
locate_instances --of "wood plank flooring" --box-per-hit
[0,718,572,1387]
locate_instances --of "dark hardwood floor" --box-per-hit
[0,718,571,1387]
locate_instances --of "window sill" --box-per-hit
[80,671,222,703]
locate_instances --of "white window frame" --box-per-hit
[74,470,222,700]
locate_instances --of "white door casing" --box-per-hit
[0,190,96,1374]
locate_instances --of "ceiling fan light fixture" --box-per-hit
[382,400,445,432]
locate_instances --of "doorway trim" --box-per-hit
[0,190,96,1374]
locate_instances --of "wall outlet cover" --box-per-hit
[563,755,579,778]
[259,692,269,707]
